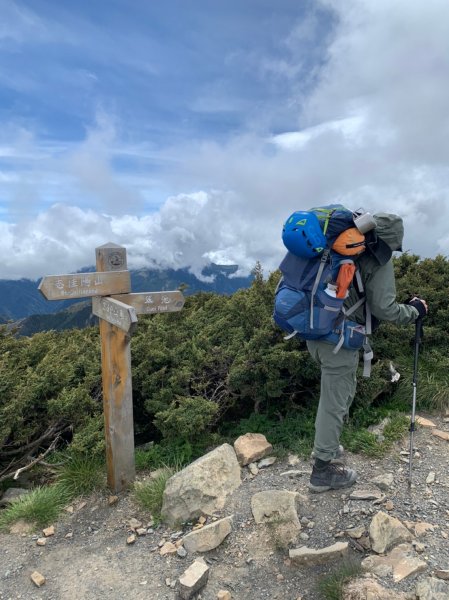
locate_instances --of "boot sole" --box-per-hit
[308,473,357,493]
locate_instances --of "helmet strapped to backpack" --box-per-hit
[273,204,374,377]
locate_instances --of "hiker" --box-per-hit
[307,213,428,492]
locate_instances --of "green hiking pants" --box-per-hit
[307,340,359,462]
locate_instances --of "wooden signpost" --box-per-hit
[38,243,185,492]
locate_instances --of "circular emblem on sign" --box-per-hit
[108,252,124,268]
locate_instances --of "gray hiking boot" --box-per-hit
[308,462,357,493]
[311,444,345,464]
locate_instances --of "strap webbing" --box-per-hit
[310,250,329,329]
[363,340,374,378]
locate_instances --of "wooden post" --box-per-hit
[38,243,184,492]
[95,243,135,492]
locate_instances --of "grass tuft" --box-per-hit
[55,454,106,497]
[317,560,362,600]
[133,466,174,521]
[0,454,106,531]
[0,484,71,530]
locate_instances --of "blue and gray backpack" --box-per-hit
[273,204,374,376]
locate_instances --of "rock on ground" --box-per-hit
[289,542,348,565]
[416,576,449,600]
[161,444,241,526]
[182,516,233,553]
[362,543,427,582]
[369,511,412,554]
[251,490,302,547]
[233,433,273,466]
[178,559,209,599]
[344,577,408,599]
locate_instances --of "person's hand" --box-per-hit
[407,297,428,318]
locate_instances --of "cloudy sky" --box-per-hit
[1,0,449,280]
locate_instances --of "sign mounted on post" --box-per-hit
[112,291,185,314]
[92,296,138,334]
[38,242,185,493]
[38,271,131,300]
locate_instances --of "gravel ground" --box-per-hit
[1,412,449,600]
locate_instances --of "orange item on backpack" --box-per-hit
[336,263,356,298]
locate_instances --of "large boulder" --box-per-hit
[161,444,241,526]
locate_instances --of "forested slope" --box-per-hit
[1,255,448,481]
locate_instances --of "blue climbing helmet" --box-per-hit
[282,211,327,258]
[282,204,355,258]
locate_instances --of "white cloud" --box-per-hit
[2,1,449,281]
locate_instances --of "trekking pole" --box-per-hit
[408,318,423,487]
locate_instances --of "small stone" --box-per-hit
[108,495,119,506]
[276,574,284,581]
[434,570,449,580]
[65,532,73,539]
[415,416,437,428]
[36,538,47,546]
[289,542,348,565]
[128,518,142,530]
[177,546,188,558]
[345,526,365,539]
[42,526,55,537]
[248,463,259,476]
[371,473,394,491]
[415,522,435,537]
[426,472,436,485]
[432,429,449,441]
[385,500,394,511]
[257,457,277,469]
[413,542,426,553]
[178,559,210,599]
[198,516,207,525]
[30,571,46,587]
[126,534,136,545]
[160,541,177,556]
[217,591,232,600]
[136,528,147,536]
[350,490,383,501]
[288,454,300,466]
[65,505,74,514]
[441,531,448,539]
[299,532,309,541]
[77,501,87,510]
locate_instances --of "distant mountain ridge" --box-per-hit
[0,264,253,323]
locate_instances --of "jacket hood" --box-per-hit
[373,213,404,251]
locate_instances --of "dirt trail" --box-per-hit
[1,412,449,600]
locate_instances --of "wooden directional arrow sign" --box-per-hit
[111,291,185,314]
[38,271,131,300]
[92,296,138,333]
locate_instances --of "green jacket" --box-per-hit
[346,213,419,326]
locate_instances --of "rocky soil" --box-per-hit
[1,412,449,600]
